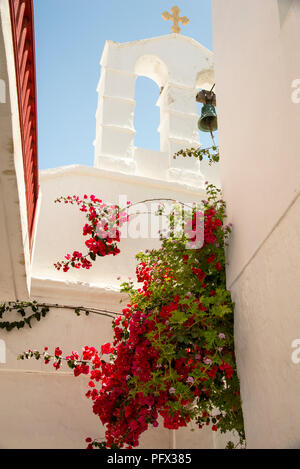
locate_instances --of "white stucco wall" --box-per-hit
[232,194,300,449]
[212,0,300,448]
[31,165,206,288]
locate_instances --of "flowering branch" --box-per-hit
[174,146,220,165]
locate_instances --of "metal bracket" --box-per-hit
[196,89,216,106]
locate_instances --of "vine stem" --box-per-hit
[44,303,119,319]
[32,302,120,320]
[126,198,197,211]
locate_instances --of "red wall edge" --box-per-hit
[9,0,39,252]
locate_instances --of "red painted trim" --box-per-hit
[9,0,39,251]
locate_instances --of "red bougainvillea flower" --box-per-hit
[192,268,206,282]
[55,347,62,357]
[101,343,113,355]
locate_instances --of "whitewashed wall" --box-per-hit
[212,0,300,448]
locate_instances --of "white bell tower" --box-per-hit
[94,33,215,188]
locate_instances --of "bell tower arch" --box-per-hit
[94,34,214,186]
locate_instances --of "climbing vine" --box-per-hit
[0,301,122,332]
[0,301,49,332]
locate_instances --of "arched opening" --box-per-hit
[134,76,160,151]
[133,55,168,152]
[135,54,168,88]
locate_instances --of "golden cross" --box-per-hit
[162,6,190,34]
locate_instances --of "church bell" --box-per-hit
[198,103,218,133]
[196,87,218,133]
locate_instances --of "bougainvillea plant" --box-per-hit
[19,182,245,449]
[53,194,130,272]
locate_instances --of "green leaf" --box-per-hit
[170,310,187,324]
[35,313,41,322]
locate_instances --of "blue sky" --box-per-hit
[33,0,214,170]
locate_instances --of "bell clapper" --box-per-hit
[210,129,216,147]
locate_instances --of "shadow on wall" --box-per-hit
[277,0,294,25]
[0,79,6,103]
[289,442,300,449]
